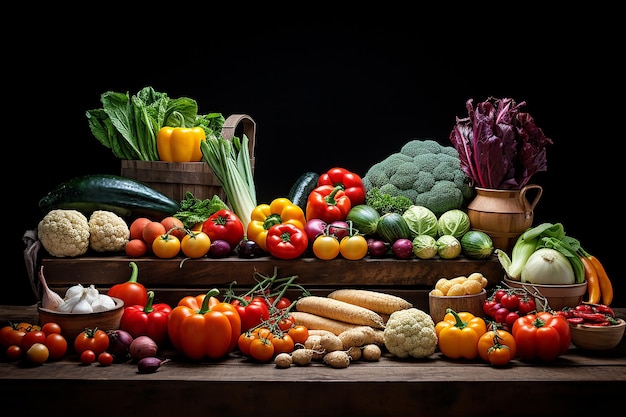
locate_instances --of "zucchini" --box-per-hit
[287,171,320,212]
[39,174,181,220]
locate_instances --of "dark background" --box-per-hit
[6,13,622,306]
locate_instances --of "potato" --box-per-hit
[362,344,382,361]
[323,350,351,368]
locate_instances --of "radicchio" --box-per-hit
[449,97,553,190]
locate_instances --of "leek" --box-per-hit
[201,134,257,231]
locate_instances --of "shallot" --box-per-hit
[129,335,158,360]
[38,266,63,310]
[137,357,169,374]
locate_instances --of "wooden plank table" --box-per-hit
[1,304,625,417]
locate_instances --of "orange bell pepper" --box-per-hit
[246,197,306,252]
[167,289,241,360]
[435,308,487,360]
[157,126,206,162]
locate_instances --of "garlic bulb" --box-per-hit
[38,266,64,310]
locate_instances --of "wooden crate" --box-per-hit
[39,255,505,310]
[120,114,256,202]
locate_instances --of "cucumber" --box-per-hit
[39,174,181,220]
[376,212,411,243]
[287,172,320,212]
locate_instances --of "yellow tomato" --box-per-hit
[181,231,212,258]
[152,234,181,258]
[339,235,368,260]
[312,235,340,260]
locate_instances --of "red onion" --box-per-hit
[392,238,414,259]
[107,329,134,361]
[209,239,233,258]
[304,219,327,243]
[129,335,158,360]
[367,238,388,258]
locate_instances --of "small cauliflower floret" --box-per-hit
[88,210,130,252]
[383,308,437,359]
[38,209,90,257]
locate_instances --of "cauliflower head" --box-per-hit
[38,209,90,257]
[88,210,130,252]
[383,308,437,358]
[363,139,474,217]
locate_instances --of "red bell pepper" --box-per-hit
[512,311,571,362]
[107,261,148,308]
[167,289,241,360]
[231,296,271,332]
[119,290,172,346]
[317,167,366,206]
[266,223,309,260]
[306,184,352,223]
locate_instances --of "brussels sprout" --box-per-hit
[412,234,438,259]
[437,209,470,238]
[402,205,438,238]
[436,235,462,259]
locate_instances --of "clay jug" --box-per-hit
[466,185,543,253]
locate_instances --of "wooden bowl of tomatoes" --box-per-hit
[38,297,124,343]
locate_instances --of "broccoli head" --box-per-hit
[362,139,474,217]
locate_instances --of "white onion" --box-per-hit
[521,248,575,285]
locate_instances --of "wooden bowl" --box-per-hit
[503,278,587,311]
[428,289,487,324]
[570,319,626,351]
[38,297,124,342]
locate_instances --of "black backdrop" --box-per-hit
[7,16,622,306]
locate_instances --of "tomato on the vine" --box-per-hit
[339,234,368,260]
[493,289,507,303]
[487,344,514,366]
[271,333,294,355]
[505,311,520,329]
[288,325,309,345]
[500,292,520,311]
[181,231,212,258]
[277,314,295,332]
[249,337,275,362]
[478,326,516,364]
[237,331,256,357]
[518,296,536,316]
[312,235,340,260]
[74,328,109,356]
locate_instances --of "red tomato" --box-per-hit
[98,352,114,366]
[5,345,22,361]
[249,337,275,362]
[518,296,536,316]
[493,307,510,324]
[44,333,68,360]
[202,209,245,249]
[80,349,96,365]
[493,289,507,303]
[500,292,520,311]
[288,325,309,345]
[74,328,110,356]
[505,311,520,329]
[0,325,25,349]
[277,315,295,332]
[482,299,498,318]
[41,322,62,336]
[21,330,47,351]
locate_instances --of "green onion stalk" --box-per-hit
[201,134,257,231]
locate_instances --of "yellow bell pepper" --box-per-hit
[435,309,487,360]
[247,197,306,252]
[157,126,206,162]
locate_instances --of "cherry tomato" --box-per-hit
[493,289,507,303]
[500,292,520,311]
[312,235,340,260]
[26,342,49,364]
[5,345,22,361]
[271,333,295,355]
[74,328,110,356]
[21,330,47,351]
[494,307,510,324]
[41,322,62,336]
[288,325,309,345]
[44,333,68,360]
[98,351,114,366]
[505,311,520,329]
[152,233,181,258]
[80,349,96,365]
[237,331,256,357]
[487,344,514,366]
[277,315,295,332]
[339,234,368,260]
[249,337,275,362]
[181,231,212,258]
[482,299,498,318]
[478,327,516,363]
[518,296,537,316]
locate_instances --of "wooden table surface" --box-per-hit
[1,304,625,416]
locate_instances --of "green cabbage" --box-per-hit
[437,209,470,238]
[402,205,438,238]
[436,235,462,259]
[412,235,438,259]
